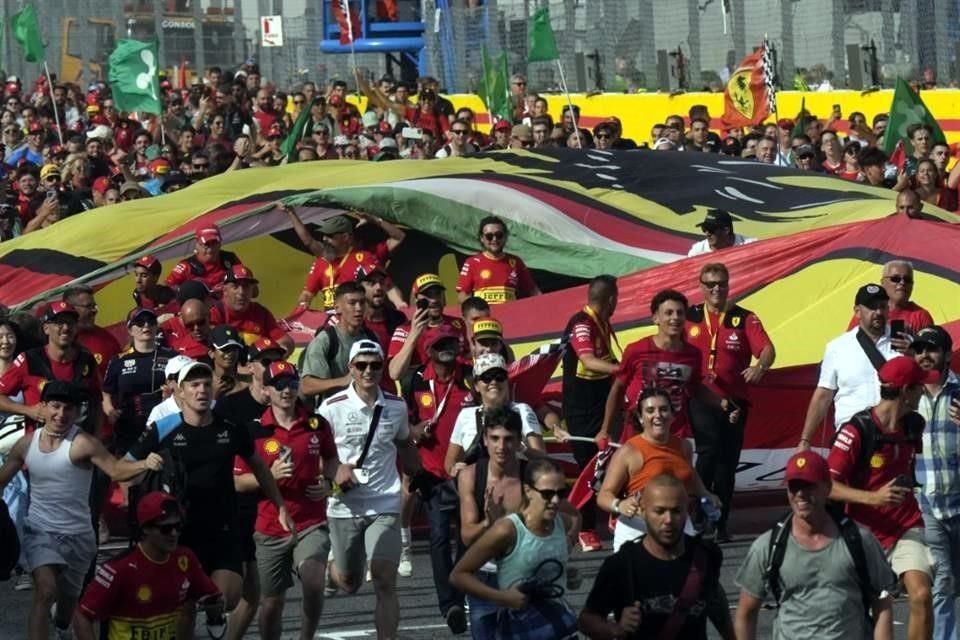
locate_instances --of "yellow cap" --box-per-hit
[472,318,503,337]
[413,273,444,295]
[40,164,60,181]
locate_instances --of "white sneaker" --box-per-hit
[397,546,413,577]
[50,604,73,639]
[365,565,372,582]
[13,571,32,591]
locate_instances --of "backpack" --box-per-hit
[24,348,99,433]
[833,408,924,487]
[763,510,876,624]
[127,413,190,544]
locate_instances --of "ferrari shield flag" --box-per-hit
[332,0,361,44]
[723,46,774,126]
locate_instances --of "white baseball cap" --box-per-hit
[163,355,195,380]
[348,339,384,363]
[473,353,507,377]
[177,361,213,385]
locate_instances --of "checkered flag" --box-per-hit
[761,39,777,115]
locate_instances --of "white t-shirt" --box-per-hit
[319,383,410,518]
[450,401,541,451]
[687,234,757,257]
[817,328,896,427]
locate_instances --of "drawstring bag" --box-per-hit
[495,559,578,639]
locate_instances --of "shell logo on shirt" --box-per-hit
[264,439,281,454]
[480,269,491,280]
[688,326,700,338]
[420,393,434,407]
[870,453,884,469]
[136,585,152,603]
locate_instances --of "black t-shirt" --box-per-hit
[128,413,255,525]
[213,389,271,522]
[103,346,176,451]
[584,535,723,640]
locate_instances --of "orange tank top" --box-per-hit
[625,434,695,496]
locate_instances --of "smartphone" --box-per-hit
[416,298,430,311]
[893,474,916,489]
[278,445,293,464]
[402,127,423,140]
[45,190,57,200]
[890,319,906,336]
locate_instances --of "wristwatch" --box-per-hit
[612,498,621,515]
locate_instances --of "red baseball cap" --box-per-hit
[196,226,222,244]
[249,337,285,359]
[134,254,161,274]
[264,361,299,386]
[493,119,512,131]
[878,356,939,387]
[91,176,112,195]
[223,263,258,285]
[424,325,461,351]
[783,451,831,484]
[136,491,183,526]
[777,118,795,129]
[42,301,79,323]
[27,122,43,134]
[148,158,171,175]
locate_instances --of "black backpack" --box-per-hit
[126,414,190,544]
[0,501,19,580]
[764,510,876,624]
[833,408,924,487]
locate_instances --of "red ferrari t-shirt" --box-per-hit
[133,287,178,316]
[303,249,385,309]
[616,336,702,438]
[79,545,218,638]
[827,410,923,549]
[0,348,101,410]
[234,405,337,537]
[404,106,449,137]
[456,252,537,304]
[684,304,772,399]
[388,315,468,370]
[407,364,473,478]
[209,302,287,346]
[845,302,934,334]
[76,326,122,380]
[160,317,209,359]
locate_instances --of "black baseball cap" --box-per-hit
[210,325,244,350]
[697,209,733,230]
[854,283,889,309]
[177,280,210,304]
[911,325,953,353]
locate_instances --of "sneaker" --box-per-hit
[578,530,603,552]
[397,546,413,577]
[205,611,227,639]
[445,604,468,634]
[50,604,72,639]
[324,563,338,597]
[13,571,32,591]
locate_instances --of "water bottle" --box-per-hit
[700,496,721,524]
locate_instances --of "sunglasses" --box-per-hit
[293,100,305,105]
[478,370,508,384]
[183,319,208,329]
[353,361,384,372]
[885,275,914,285]
[269,377,300,391]
[476,337,501,348]
[529,486,569,502]
[451,129,468,136]
[513,81,526,86]
[483,232,505,241]
[596,133,611,139]
[130,319,157,328]
[151,521,183,535]
[700,279,729,290]
[192,163,209,169]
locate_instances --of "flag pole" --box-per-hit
[555,59,581,148]
[42,62,64,145]
[343,0,358,86]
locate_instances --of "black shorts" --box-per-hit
[237,513,257,563]
[181,520,244,576]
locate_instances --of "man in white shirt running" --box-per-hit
[799,284,897,449]
[687,209,757,257]
[320,339,424,639]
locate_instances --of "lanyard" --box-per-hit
[582,305,622,360]
[427,377,455,426]
[703,307,726,372]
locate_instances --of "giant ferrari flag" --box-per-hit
[723,43,775,127]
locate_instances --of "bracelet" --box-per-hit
[799,437,810,444]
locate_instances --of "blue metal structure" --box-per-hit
[320,0,429,78]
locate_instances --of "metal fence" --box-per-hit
[3,0,958,95]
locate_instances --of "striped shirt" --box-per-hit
[916,373,960,521]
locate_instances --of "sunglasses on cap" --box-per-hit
[352,360,384,372]
[478,370,508,384]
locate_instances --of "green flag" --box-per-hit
[790,97,806,138]
[10,3,45,63]
[882,77,946,155]
[107,40,161,114]
[480,48,512,122]
[528,8,558,63]
[281,100,313,161]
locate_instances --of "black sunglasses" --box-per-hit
[596,133,611,139]
[269,377,300,391]
[529,486,569,502]
[700,279,729,289]
[353,361,384,372]
[885,275,914,285]
[478,370,508,384]
[151,520,183,534]
[451,129,468,135]
[130,318,158,328]
[483,232,505,241]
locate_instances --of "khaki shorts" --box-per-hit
[887,527,934,579]
[254,524,331,597]
[328,513,401,581]
[23,525,96,599]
